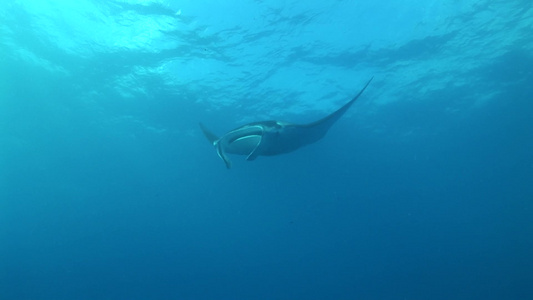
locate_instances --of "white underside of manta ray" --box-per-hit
[200,77,373,168]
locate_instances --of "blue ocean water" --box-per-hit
[1,0,532,299]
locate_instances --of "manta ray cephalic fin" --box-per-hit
[245,126,264,161]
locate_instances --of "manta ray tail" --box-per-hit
[199,122,219,145]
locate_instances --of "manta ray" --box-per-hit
[200,77,373,168]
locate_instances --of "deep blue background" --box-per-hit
[1,1,532,299]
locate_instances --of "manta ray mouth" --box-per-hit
[232,134,261,143]
[227,126,264,144]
